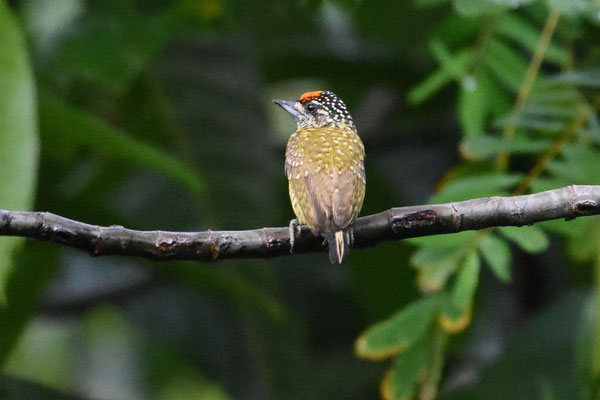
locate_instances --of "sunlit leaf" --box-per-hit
[499,226,549,254]
[479,234,511,282]
[440,251,480,333]
[0,0,39,302]
[355,295,440,360]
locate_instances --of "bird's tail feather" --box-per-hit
[326,229,351,264]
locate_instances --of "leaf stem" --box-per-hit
[496,10,561,169]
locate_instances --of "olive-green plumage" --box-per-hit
[274,91,366,264]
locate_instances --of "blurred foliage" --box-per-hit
[0,0,38,302]
[0,0,599,399]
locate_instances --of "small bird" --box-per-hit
[273,91,366,264]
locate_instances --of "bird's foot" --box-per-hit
[289,218,300,254]
[349,227,355,248]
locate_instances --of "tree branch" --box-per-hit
[1,185,599,262]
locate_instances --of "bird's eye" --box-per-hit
[306,103,317,112]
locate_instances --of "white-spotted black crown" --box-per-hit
[300,90,355,129]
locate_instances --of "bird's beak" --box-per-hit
[273,99,300,119]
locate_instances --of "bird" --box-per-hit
[273,90,366,264]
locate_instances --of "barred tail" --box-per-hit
[326,229,351,264]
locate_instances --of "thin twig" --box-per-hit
[497,10,561,169]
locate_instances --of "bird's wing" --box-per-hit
[331,163,365,229]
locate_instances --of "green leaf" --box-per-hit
[412,247,463,292]
[408,49,472,105]
[492,100,580,134]
[0,243,60,365]
[39,95,204,194]
[519,103,582,120]
[529,83,582,104]
[429,38,468,78]
[567,220,600,263]
[582,110,600,143]
[546,0,599,17]
[355,295,440,360]
[530,177,569,194]
[539,214,589,237]
[546,143,600,185]
[440,251,480,333]
[4,317,72,392]
[458,65,515,137]
[458,74,486,138]
[0,0,39,302]
[551,68,600,88]
[484,38,530,92]
[430,173,523,203]
[499,226,549,254]
[461,135,552,159]
[453,0,505,16]
[493,113,566,133]
[380,338,430,400]
[496,13,567,66]
[479,234,512,281]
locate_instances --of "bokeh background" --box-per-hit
[1,0,600,399]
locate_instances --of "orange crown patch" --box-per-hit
[299,90,324,103]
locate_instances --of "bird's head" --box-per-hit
[273,90,355,130]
